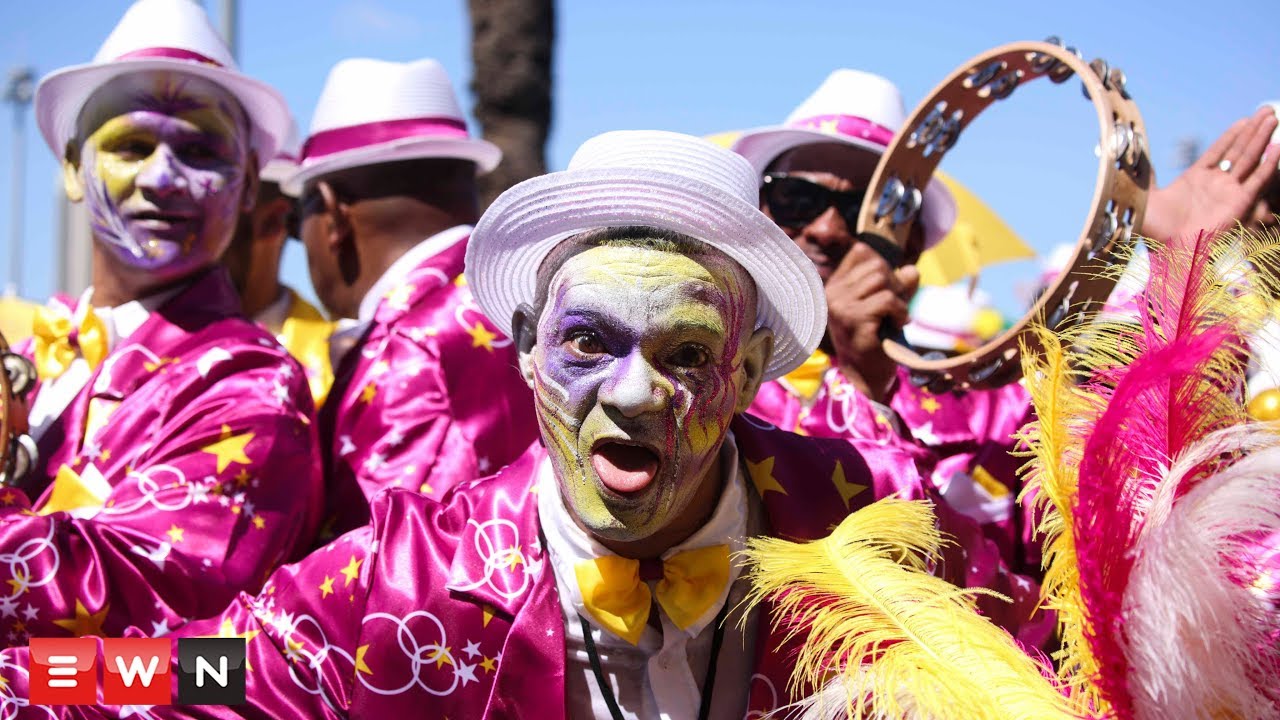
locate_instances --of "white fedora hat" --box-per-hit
[282,58,501,196]
[732,69,957,250]
[260,118,301,186]
[466,130,826,380]
[34,0,289,163]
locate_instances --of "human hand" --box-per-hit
[825,241,920,403]
[1143,107,1279,244]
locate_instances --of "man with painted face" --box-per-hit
[0,0,322,646]
[222,124,337,406]
[0,131,1025,718]
[285,58,539,538]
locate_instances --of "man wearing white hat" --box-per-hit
[732,71,1052,646]
[223,121,337,406]
[0,0,323,647]
[0,131,1028,718]
[285,58,538,537]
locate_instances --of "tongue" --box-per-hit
[591,443,659,494]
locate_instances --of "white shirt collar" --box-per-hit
[75,283,184,350]
[253,287,293,337]
[539,432,749,640]
[356,224,471,324]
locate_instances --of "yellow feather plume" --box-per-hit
[742,497,1079,720]
[1015,324,1103,713]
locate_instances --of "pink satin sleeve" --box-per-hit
[0,527,375,718]
[0,354,322,649]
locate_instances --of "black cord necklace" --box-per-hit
[578,601,730,720]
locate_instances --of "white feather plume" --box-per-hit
[1123,424,1280,720]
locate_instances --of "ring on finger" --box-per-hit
[1218,158,1234,172]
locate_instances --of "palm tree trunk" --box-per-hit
[467,0,555,209]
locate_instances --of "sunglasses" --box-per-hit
[762,173,866,229]
[284,189,325,240]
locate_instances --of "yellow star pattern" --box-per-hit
[818,118,840,134]
[201,425,254,474]
[235,469,252,488]
[503,550,524,571]
[286,637,306,663]
[99,449,111,462]
[746,456,788,497]
[6,569,28,596]
[360,382,378,404]
[207,617,261,670]
[920,396,942,414]
[0,491,14,505]
[429,646,454,669]
[53,599,109,637]
[355,644,372,676]
[318,576,335,599]
[480,656,497,674]
[252,515,266,530]
[481,604,496,628]
[166,525,185,543]
[466,322,498,351]
[340,556,364,587]
[831,461,866,509]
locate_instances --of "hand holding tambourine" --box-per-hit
[0,332,38,489]
[861,38,1151,391]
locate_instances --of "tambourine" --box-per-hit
[859,38,1151,391]
[0,332,38,489]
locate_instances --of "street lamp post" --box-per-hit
[3,67,35,298]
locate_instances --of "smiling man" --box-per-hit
[0,0,322,646]
[0,131,1025,718]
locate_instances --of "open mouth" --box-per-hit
[590,440,661,496]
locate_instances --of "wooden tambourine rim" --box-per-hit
[857,40,1151,390]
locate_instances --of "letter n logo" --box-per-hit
[177,638,246,704]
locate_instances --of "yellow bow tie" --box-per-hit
[575,545,731,646]
[32,304,109,380]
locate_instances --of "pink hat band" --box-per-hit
[114,46,224,67]
[300,116,470,163]
[786,113,896,148]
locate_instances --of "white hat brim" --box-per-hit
[35,57,290,165]
[466,166,827,380]
[281,135,502,196]
[732,125,957,250]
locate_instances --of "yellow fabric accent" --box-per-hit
[32,304,108,380]
[0,296,38,343]
[575,545,731,646]
[916,171,1036,286]
[782,349,831,401]
[970,465,1011,500]
[278,291,337,407]
[41,464,110,515]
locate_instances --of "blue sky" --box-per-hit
[2,0,1277,316]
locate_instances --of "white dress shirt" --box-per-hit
[538,432,762,720]
[29,285,181,442]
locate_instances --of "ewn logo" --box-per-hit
[29,637,245,705]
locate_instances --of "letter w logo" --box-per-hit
[103,638,171,705]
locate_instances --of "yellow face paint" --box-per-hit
[531,243,754,542]
[74,71,250,282]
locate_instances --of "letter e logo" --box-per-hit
[30,638,96,705]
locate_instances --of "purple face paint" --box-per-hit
[531,242,755,542]
[72,71,250,284]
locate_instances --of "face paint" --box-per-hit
[531,243,755,542]
[74,71,250,282]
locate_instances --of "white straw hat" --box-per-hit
[466,130,827,380]
[282,58,500,196]
[732,69,957,250]
[34,0,290,163]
